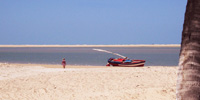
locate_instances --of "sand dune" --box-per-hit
[0,63,177,100]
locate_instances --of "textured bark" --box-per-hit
[177,0,200,100]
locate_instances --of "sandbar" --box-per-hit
[0,44,180,48]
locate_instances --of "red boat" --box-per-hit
[106,58,145,67]
[93,49,145,67]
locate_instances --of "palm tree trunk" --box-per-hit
[177,0,200,100]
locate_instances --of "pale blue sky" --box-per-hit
[0,0,187,45]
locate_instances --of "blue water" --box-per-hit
[0,47,180,66]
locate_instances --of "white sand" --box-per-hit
[0,63,177,100]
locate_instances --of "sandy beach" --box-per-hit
[0,63,177,100]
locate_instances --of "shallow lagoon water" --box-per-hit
[0,47,180,66]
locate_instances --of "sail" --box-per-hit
[93,49,126,58]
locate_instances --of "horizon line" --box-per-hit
[0,44,180,47]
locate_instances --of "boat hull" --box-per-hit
[107,58,145,67]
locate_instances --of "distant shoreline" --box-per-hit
[0,44,180,47]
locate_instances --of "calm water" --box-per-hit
[0,47,180,66]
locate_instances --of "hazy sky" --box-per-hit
[0,0,187,45]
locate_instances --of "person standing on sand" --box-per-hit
[62,58,66,68]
